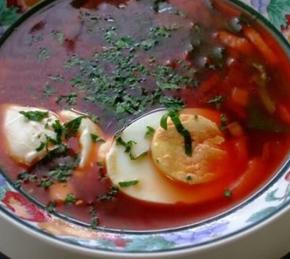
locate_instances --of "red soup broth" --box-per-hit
[0,0,289,230]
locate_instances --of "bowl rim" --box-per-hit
[0,0,290,256]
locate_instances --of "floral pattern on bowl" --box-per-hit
[0,0,290,255]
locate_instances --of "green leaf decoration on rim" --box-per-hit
[267,0,290,29]
[0,0,20,27]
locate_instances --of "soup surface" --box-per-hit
[0,0,289,230]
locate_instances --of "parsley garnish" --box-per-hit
[65,193,76,204]
[43,84,56,97]
[220,114,228,130]
[91,134,105,143]
[145,126,155,138]
[119,180,139,188]
[19,110,49,122]
[89,206,100,229]
[15,171,37,188]
[35,142,46,152]
[38,177,53,189]
[56,92,77,106]
[46,201,56,213]
[98,186,119,201]
[52,120,63,144]
[48,163,76,183]
[37,47,50,61]
[161,111,193,156]
[50,30,64,45]
[48,74,64,82]
[116,136,136,154]
[224,189,232,198]
[64,116,85,139]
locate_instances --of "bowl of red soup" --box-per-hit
[0,0,289,257]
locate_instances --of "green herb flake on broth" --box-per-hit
[63,116,85,139]
[46,201,56,213]
[98,186,119,201]
[145,126,155,138]
[56,92,78,106]
[64,21,195,118]
[119,180,139,188]
[50,30,65,45]
[19,110,49,122]
[220,114,228,131]
[52,120,63,144]
[43,84,56,97]
[65,193,77,204]
[91,134,105,143]
[37,47,50,61]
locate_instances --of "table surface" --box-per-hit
[0,1,290,259]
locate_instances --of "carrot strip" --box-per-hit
[277,104,290,126]
[216,31,254,55]
[231,87,249,107]
[244,27,278,65]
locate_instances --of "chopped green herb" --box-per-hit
[208,95,224,109]
[52,120,63,144]
[56,92,77,106]
[19,110,49,122]
[153,0,167,12]
[160,113,169,130]
[224,189,232,198]
[48,74,64,82]
[50,30,64,45]
[91,134,105,143]
[48,162,77,183]
[37,47,50,61]
[89,206,99,229]
[130,151,148,160]
[140,38,158,51]
[114,36,135,49]
[116,136,136,154]
[35,142,46,152]
[119,180,139,188]
[88,114,100,124]
[64,116,85,139]
[39,177,53,189]
[145,126,155,138]
[43,84,56,97]
[186,175,193,181]
[161,111,193,155]
[220,114,228,131]
[150,25,175,38]
[65,193,76,204]
[64,55,83,69]
[45,144,68,160]
[167,110,193,156]
[15,171,37,188]
[98,186,119,201]
[46,201,56,213]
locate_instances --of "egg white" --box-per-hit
[106,110,217,204]
[3,105,58,166]
[59,110,104,168]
